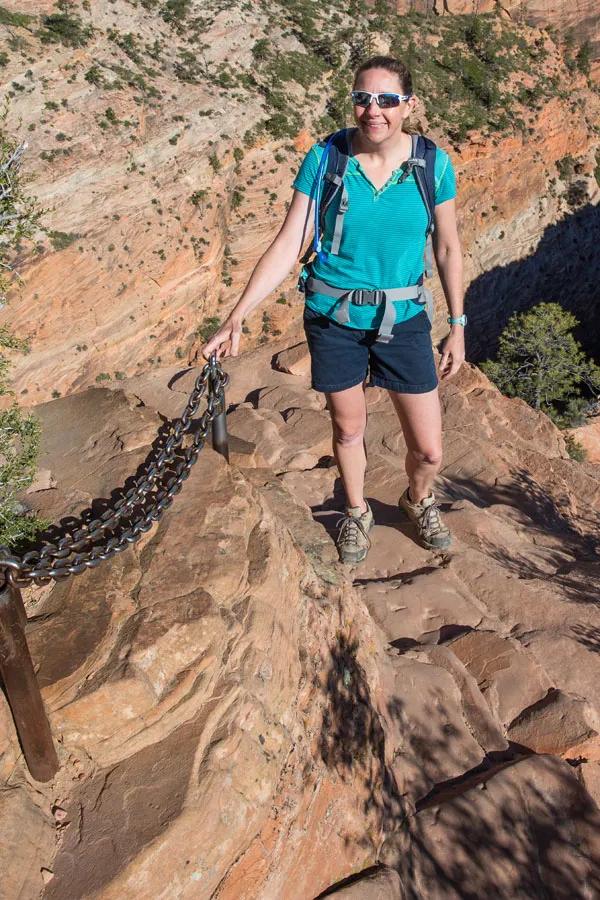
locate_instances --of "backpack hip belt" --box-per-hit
[305,274,431,344]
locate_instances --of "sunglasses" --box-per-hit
[351,90,412,109]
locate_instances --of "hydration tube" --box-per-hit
[312,130,343,263]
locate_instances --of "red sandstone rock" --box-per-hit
[449,630,553,728]
[568,419,600,464]
[273,342,313,378]
[3,330,600,898]
[322,865,405,899]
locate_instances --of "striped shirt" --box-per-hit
[293,137,456,328]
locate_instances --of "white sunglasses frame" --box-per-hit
[350,90,413,108]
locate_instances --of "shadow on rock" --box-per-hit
[446,470,600,604]
[465,202,600,364]
[317,632,406,839]
[403,755,600,900]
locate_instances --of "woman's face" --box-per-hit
[353,67,414,146]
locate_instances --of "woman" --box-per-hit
[204,56,465,564]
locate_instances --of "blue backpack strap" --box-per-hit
[299,129,351,264]
[408,133,436,236]
[401,133,437,324]
[321,129,351,250]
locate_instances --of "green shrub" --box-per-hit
[107,29,142,64]
[38,12,93,47]
[0,106,46,546]
[85,65,103,85]
[160,0,190,25]
[252,38,270,61]
[564,433,588,462]
[481,303,600,426]
[575,41,591,77]
[195,316,220,342]
[49,231,81,251]
[0,6,34,27]
[189,189,207,207]
[556,155,576,180]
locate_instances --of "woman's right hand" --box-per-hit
[202,316,242,361]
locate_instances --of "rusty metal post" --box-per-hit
[0,576,59,782]
[209,354,229,463]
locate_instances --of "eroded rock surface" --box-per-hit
[3,341,600,898]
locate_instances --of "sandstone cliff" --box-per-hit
[0,0,598,402]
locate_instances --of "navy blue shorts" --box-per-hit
[303,305,438,395]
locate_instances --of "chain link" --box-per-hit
[0,358,229,587]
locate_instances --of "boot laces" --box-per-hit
[337,513,371,549]
[421,500,444,535]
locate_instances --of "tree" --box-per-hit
[0,102,44,546]
[576,41,592,77]
[481,303,600,428]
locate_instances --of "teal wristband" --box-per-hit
[448,314,467,326]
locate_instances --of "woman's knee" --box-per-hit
[331,417,367,447]
[408,445,443,467]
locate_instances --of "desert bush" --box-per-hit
[481,303,600,428]
[37,11,92,47]
[0,105,46,545]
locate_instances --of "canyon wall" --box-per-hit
[0,0,598,403]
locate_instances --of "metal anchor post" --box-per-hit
[0,575,59,782]
[209,353,229,463]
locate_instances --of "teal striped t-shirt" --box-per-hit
[293,134,456,329]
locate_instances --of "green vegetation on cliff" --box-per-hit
[0,105,44,546]
[1,0,593,149]
[238,0,586,144]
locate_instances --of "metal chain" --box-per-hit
[0,358,229,587]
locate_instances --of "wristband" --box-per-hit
[448,314,467,326]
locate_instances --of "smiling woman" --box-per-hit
[204,55,465,565]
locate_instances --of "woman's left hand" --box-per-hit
[439,328,465,380]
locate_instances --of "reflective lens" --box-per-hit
[374,93,402,108]
[351,91,405,109]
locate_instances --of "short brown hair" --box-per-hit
[353,56,412,95]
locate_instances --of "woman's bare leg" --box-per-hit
[326,382,368,511]
[388,388,443,502]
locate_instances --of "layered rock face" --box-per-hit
[0,0,598,402]
[3,336,600,898]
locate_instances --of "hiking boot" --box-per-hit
[336,503,374,564]
[399,489,452,551]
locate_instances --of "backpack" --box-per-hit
[299,128,437,337]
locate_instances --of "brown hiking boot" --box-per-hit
[399,489,452,551]
[336,503,374,564]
